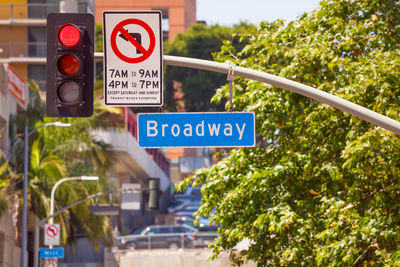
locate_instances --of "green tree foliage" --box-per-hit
[179,0,400,265]
[9,81,120,248]
[0,145,19,217]
[164,23,256,111]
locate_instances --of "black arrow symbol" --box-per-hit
[119,29,142,54]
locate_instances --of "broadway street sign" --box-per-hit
[138,112,255,147]
[39,247,64,258]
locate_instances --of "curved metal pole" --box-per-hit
[164,55,400,135]
[49,176,98,224]
[49,177,81,224]
[34,188,127,267]
[94,53,400,134]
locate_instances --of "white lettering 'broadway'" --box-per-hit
[146,120,246,140]
[235,123,246,140]
[208,124,221,136]
[147,121,157,136]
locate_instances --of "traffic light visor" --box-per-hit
[57,54,80,76]
[58,24,80,47]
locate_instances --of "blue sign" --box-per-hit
[39,248,64,258]
[138,112,255,147]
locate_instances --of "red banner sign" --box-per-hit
[7,65,27,110]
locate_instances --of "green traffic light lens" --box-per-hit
[58,81,80,103]
[58,54,80,76]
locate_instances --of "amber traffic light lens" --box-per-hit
[58,81,80,103]
[57,54,80,76]
[58,24,81,47]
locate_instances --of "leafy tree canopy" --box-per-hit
[179,0,400,265]
[164,22,256,111]
[8,81,120,249]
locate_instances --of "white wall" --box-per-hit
[114,249,256,267]
[0,200,21,267]
[0,63,17,158]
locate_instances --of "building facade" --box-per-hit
[0,0,182,266]
[95,0,197,41]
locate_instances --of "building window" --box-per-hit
[153,8,169,41]
[28,27,46,57]
[28,65,46,91]
[28,0,59,18]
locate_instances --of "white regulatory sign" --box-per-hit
[103,11,163,106]
[44,258,58,267]
[44,224,60,246]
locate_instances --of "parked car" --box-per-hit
[171,187,202,206]
[173,215,196,227]
[169,212,219,232]
[197,216,219,231]
[173,211,196,218]
[191,231,219,248]
[168,202,201,214]
[119,224,197,250]
[172,186,202,198]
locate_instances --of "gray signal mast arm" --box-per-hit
[95,53,400,135]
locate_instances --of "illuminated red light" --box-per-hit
[57,54,80,76]
[58,24,81,47]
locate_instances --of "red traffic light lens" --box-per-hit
[58,24,81,47]
[57,54,80,76]
[58,81,80,103]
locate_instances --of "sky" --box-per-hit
[197,0,322,26]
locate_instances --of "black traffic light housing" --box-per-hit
[148,179,160,210]
[46,13,94,117]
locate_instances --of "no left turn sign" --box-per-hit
[103,11,163,107]
[111,18,156,64]
[46,224,58,238]
[44,223,60,246]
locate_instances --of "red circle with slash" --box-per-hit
[46,224,59,238]
[111,18,156,64]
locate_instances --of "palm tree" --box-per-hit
[0,155,20,216]
[11,80,122,248]
[0,138,21,248]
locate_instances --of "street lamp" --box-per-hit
[20,121,71,267]
[48,176,98,250]
[49,176,99,225]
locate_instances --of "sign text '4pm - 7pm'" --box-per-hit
[107,69,160,91]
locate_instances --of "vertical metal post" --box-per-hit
[10,4,14,20]
[124,107,128,131]
[20,118,28,267]
[181,233,184,249]
[33,219,39,267]
[148,235,151,250]
[227,65,235,111]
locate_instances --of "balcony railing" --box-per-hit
[123,107,170,178]
[0,3,59,20]
[0,42,46,59]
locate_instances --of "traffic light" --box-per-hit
[46,13,94,117]
[148,179,159,210]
